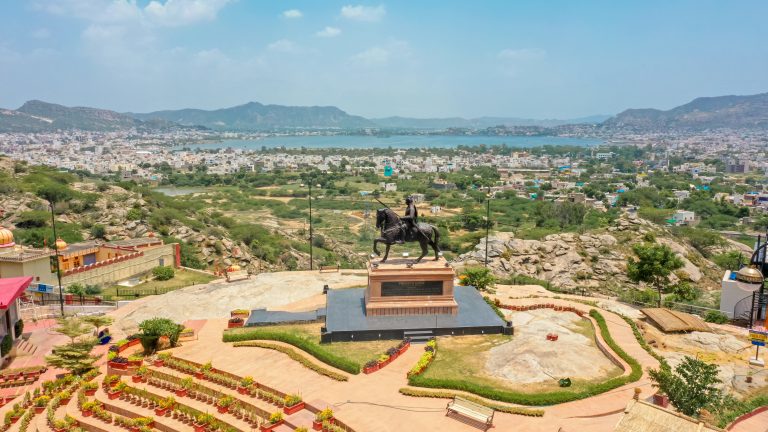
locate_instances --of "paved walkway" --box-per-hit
[730,408,768,432]
[169,292,661,432]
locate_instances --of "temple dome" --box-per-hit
[227,264,241,272]
[0,227,14,248]
[54,238,68,251]
[736,266,764,284]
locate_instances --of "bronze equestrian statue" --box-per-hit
[373,197,441,263]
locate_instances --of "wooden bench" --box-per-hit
[446,396,494,430]
[225,270,250,282]
[319,264,340,273]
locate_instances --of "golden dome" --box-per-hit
[736,266,764,284]
[227,264,241,272]
[54,238,68,251]
[0,227,14,248]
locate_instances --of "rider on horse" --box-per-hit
[397,196,418,244]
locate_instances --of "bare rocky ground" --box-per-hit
[485,308,621,384]
[111,269,367,334]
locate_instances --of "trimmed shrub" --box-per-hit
[223,329,360,374]
[152,266,175,281]
[704,310,729,324]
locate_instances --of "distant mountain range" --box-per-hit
[0,100,176,132]
[603,92,768,131]
[1,92,766,133]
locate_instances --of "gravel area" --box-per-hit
[111,270,367,332]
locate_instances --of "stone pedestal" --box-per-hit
[365,257,458,316]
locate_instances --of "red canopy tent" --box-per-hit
[0,277,33,310]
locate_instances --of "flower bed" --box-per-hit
[407,338,437,377]
[363,338,410,374]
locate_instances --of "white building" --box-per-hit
[720,267,763,319]
[672,210,695,226]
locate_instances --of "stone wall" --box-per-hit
[61,244,177,287]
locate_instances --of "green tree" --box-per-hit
[90,224,106,239]
[459,267,496,292]
[45,316,99,374]
[65,283,86,297]
[81,315,114,336]
[648,356,723,417]
[627,243,684,307]
[152,266,175,281]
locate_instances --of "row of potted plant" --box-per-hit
[499,302,585,316]
[227,317,245,329]
[407,338,437,377]
[312,408,334,431]
[363,338,411,374]
[107,352,144,370]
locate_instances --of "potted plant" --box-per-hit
[56,390,71,405]
[155,396,175,416]
[108,382,126,400]
[230,309,250,319]
[312,408,333,431]
[81,401,99,417]
[196,361,212,379]
[377,353,390,367]
[282,394,304,415]
[193,412,214,432]
[227,317,244,328]
[127,354,144,367]
[108,353,129,370]
[83,381,98,396]
[104,375,120,388]
[5,404,23,424]
[154,352,170,367]
[33,395,50,414]
[363,360,379,374]
[132,366,149,383]
[176,377,193,397]
[386,347,399,360]
[216,395,234,414]
[239,376,254,395]
[260,411,284,431]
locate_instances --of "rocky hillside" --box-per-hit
[603,92,768,131]
[453,212,728,292]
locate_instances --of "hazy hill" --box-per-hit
[603,93,768,130]
[0,100,182,132]
[131,101,375,130]
[372,115,610,129]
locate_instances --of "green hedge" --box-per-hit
[408,309,643,406]
[223,328,360,374]
[716,396,768,428]
[398,387,544,417]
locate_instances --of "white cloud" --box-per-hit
[340,4,386,22]
[31,28,51,39]
[497,48,546,61]
[35,0,231,27]
[267,39,296,53]
[354,46,389,65]
[282,9,303,19]
[316,26,341,38]
[144,0,232,27]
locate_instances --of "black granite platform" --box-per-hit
[245,308,326,326]
[321,286,508,342]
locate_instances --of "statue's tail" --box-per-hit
[432,225,441,251]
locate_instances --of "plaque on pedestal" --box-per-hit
[365,257,459,316]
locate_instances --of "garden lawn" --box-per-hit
[224,323,396,369]
[102,269,216,300]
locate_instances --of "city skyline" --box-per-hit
[1,1,767,119]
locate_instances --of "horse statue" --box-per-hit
[373,208,441,263]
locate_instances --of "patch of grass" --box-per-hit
[232,341,348,381]
[102,269,215,300]
[223,323,395,374]
[408,310,643,406]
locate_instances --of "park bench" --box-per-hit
[446,396,495,430]
[319,264,340,272]
[225,269,250,283]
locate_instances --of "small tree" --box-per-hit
[627,243,683,307]
[152,266,175,281]
[138,318,183,353]
[81,315,114,336]
[66,283,86,297]
[45,317,98,374]
[90,224,106,239]
[51,316,92,344]
[648,356,723,417]
[459,267,496,292]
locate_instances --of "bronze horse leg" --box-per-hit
[382,243,391,262]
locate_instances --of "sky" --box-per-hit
[1,1,767,119]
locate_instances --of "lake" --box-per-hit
[185,134,601,150]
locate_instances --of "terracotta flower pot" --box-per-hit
[283,401,305,415]
[217,406,229,414]
[175,389,188,397]
[85,389,96,396]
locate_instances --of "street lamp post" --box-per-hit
[484,188,492,267]
[308,183,314,271]
[49,202,65,316]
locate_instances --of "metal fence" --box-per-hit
[106,286,178,299]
